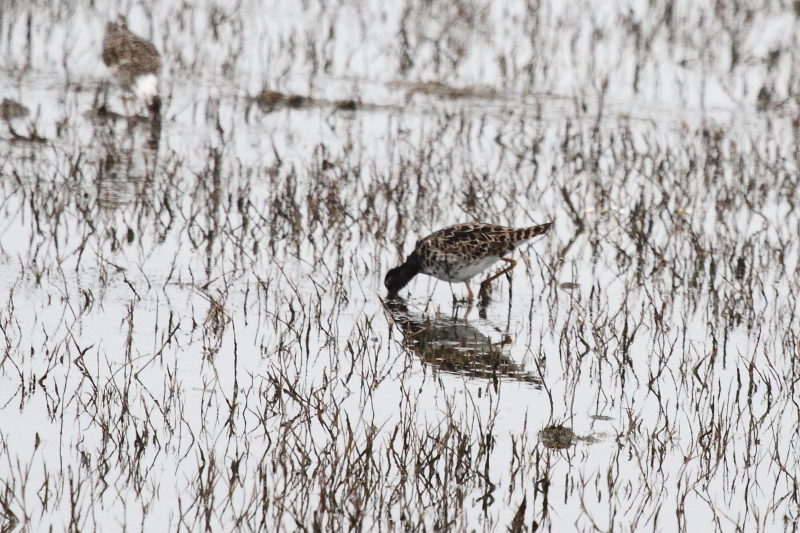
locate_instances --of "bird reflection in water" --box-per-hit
[93,113,161,212]
[383,298,542,386]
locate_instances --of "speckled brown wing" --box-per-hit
[417,223,549,259]
[103,23,161,84]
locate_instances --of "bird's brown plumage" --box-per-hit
[102,21,161,86]
[384,222,551,299]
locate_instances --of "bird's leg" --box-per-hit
[479,257,517,298]
[121,94,133,118]
[99,82,111,114]
[464,282,474,301]
[506,266,514,301]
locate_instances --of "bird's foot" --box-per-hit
[453,294,473,306]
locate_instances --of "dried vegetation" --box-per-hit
[0,0,799,531]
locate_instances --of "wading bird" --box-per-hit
[102,19,162,116]
[384,222,551,300]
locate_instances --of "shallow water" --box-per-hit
[1,0,799,531]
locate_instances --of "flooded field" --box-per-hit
[1,0,799,531]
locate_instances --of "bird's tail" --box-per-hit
[513,222,552,242]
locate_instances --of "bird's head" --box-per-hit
[384,253,421,296]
